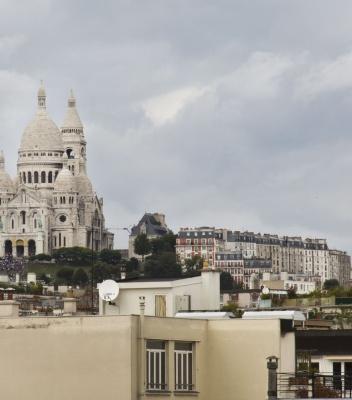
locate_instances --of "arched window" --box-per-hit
[55,171,58,180]
[28,172,32,183]
[54,236,57,247]
[41,171,46,183]
[23,172,26,183]
[34,171,39,183]
[63,197,66,204]
[11,218,14,229]
[20,211,26,225]
[48,171,53,183]
[63,237,66,247]
[59,233,62,247]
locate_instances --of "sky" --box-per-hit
[1,1,352,251]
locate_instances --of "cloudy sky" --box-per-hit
[1,1,352,251]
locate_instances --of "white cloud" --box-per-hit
[141,86,208,126]
[297,52,352,99]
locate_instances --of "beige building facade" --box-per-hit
[0,85,113,256]
[0,314,295,400]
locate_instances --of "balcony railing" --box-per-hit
[277,372,352,399]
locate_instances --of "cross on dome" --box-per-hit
[68,89,76,108]
[37,81,46,109]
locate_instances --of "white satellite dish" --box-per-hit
[262,287,270,295]
[98,280,119,302]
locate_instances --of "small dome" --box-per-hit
[0,151,14,193]
[61,90,83,130]
[75,173,93,195]
[54,168,77,192]
[0,171,14,193]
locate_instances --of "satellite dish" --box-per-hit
[262,287,270,295]
[98,280,119,302]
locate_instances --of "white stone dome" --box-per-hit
[20,85,64,152]
[20,110,64,152]
[75,173,93,194]
[54,168,77,192]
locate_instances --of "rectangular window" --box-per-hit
[174,342,194,391]
[155,295,166,317]
[146,340,167,391]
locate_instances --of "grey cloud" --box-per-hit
[0,1,352,251]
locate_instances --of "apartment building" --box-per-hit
[175,227,225,267]
[214,251,244,285]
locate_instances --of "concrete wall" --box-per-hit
[0,314,295,400]
[0,316,137,400]
[206,319,294,400]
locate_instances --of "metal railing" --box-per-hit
[277,372,352,398]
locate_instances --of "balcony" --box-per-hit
[277,372,352,399]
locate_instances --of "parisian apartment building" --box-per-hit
[175,227,351,287]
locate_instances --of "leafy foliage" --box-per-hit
[72,268,89,286]
[150,234,177,254]
[29,253,52,261]
[220,271,234,291]
[144,252,182,278]
[134,234,152,260]
[323,279,340,290]
[53,247,97,265]
[56,267,74,284]
[99,249,122,265]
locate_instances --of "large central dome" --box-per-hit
[19,85,63,152]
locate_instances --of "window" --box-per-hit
[48,171,53,183]
[34,171,39,184]
[174,342,194,391]
[41,171,46,183]
[146,340,167,391]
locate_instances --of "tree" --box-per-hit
[184,255,203,273]
[323,279,340,291]
[29,253,52,262]
[99,249,122,265]
[144,252,182,278]
[220,272,234,291]
[134,234,151,261]
[56,267,74,285]
[150,234,176,254]
[91,262,120,284]
[72,268,89,286]
[38,273,51,284]
[125,257,139,273]
[53,247,97,265]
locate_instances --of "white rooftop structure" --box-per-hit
[242,310,306,321]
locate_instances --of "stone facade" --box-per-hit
[0,84,113,257]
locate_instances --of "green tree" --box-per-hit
[184,255,203,273]
[53,247,97,265]
[91,262,120,284]
[99,249,122,265]
[56,267,74,284]
[29,253,52,262]
[126,257,139,273]
[38,273,51,284]
[144,252,182,278]
[72,268,89,286]
[134,234,151,261]
[220,272,234,291]
[150,234,176,254]
[323,279,340,291]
